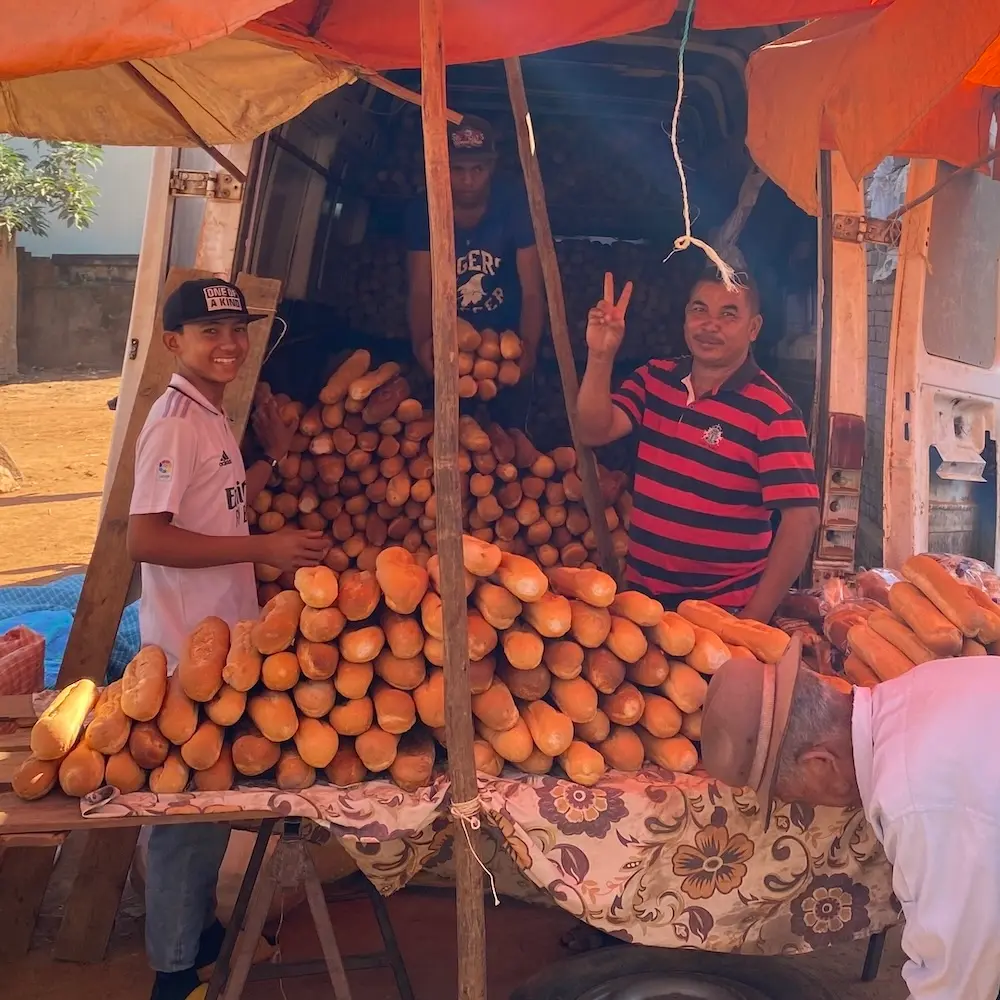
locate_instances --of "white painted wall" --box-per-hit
[10,142,155,257]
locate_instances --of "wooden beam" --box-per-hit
[418,2,487,1000]
[504,56,620,581]
[0,838,58,960]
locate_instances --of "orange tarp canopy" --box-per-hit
[693,0,892,30]
[743,0,1000,213]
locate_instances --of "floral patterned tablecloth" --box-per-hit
[84,766,899,955]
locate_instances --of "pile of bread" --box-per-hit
[13,537,793,801]
[251,349,630,603]
[838,554,1000,686]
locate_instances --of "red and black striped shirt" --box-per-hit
[612,355,819,610]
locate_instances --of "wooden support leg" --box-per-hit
[861,929,887,982]
[302,851,353,1000]
[0,842,58,961]
[54,827,140,963]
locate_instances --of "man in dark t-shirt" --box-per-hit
[405,115,544,423]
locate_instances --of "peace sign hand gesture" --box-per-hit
[586,272,633,361]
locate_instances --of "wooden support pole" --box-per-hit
[504,57,620,581]
[418,3,487,1000]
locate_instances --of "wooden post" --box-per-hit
[419,2,487,999]
[503,58,620,581]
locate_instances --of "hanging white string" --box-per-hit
[450,797,501,906]
[262,315,288,367]
[665,0,740,290]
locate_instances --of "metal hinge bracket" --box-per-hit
[832,213,900,246]
[169,169,243,201]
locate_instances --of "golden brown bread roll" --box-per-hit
[473,738,504,776]
[180,720,225,771]
[339,625,385,663]
[389,730,436,791]
[847,623,914,681]
[610,591,665,627]
[58,743,106,797]
[149,751,191,794]
[337,569,382,621]
[901,554,986,638]
[638,731,698,773]
[375,547,429,614]
[252,592,303,654]
[193,744,234,791]
[471,678,520,731]
[575,709,611,744]
[843,653,880,688]
[605,616,648,664]
[325,741,368,786]
[478,718,535,763]
[468,656,497,695]
[276,749,317,790]
[569,601,612,648]
[496,552,549,602]
[887,581,963,656]
[499,662,550,701]
[205,684,247,727]
[296,638,339,681]
[680,709,702,741]
[420,592,444,639]
[639,693,683,739]
[329,696,375,736]
[520,592,573,638]
[600,682,645,726]
[558,741,606,786]
[866,611,937,665]
[521,701,574,757]
[248,691,299,743]
[119,647,167,722]
[129,721,170,769]
[963,584,1000,643]
[597,726,645,772]
[382,611,425,659]
[84,681,131,755]
[373,683,417,735]
[261,651,301,691]
[294,717,340,768]
[474,582,522,630]
[467,611,499,662]
[543,640,584,679]
[627,648,671,688]
[295,565,339,609]
[684,625,732,676]
[413,668,445,728]
[178,616,229,703]
[463,534,504,577]
[501,625,544,670]
[677,599,788,664]
[12,754,63,801]
[549,676,599,724]
[105,749,146,794]
[157,671,200,745]
[334,660,375,700]
[582,647,626,695]
[223,621,263,691]
[649,612,697,657]
[232,730,281,776]
[661,663,708,714]
[354,725,399,772]
[374,650,426,691]
[299,606,347,644]
[545,567,617,607]
[293,679,337,718]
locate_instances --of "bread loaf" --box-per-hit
[649,613,696,657]
[420,592,444,639]
[638,731,698,773]
[248,691,299,743]
[866,611,937,665]
[680,710,702,741]
[120,647,167,722]
[600,682,645,726]
[549,676,599,724]
[473,739,504,776]
[299,607,347,644]
[843,653,880,688]
[389,730,436,791]
[582,647,626,694]
[129,720,170,769]
[178,617,229,702]
[847,623,914,681]
[191,744,234,791]
[963,637,988,657]
[963,584,1000,643]
[12,755,63,801]
[375,547,429,614]
[546,567,617,607]
[150,751,191,794]
[471,678,520,731]
[521,701,574,757]
[474,582,522,630]
[296,638,339,681]
[354,725,399,772]
[501,625,544,670]
[337,570,382,621]
[685,626,732,676]
[292,679,337,718]
[639,693,683,738]
[574,709,611,744]
[325,741,368,785]
[627,648,671,687]
[157,671,200,745]
[373,683,417,735]
[232,730,281,776]
[605,616,648,663]
[462,535,504,577]
[181,720,225,771]
[295,566,339,609]
[84,680,131,755]
[276,749,317,790]
[558,741,606,786]
[499,662,550,701]
[610,591,664,626]
[467,611,499,662]
[887,581,963,656]
[413,668,445,728]
[262,651,301,691]
[518,746,553,775]
[329,696,375,736]
[520,592,572,638]
[661,663,708,714]
[340,626,385,663]
[105,749,147,794]
[901,554,986,637]
[544,640,585,679]
[479,718,535,763]
[597,726,645,772]
[569,602,612,648]
[382,611,426,659]
[223,621,263,691]
[334,660,375,700]
[58,743,106,797]
[253,592,303,654]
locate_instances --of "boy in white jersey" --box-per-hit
[129,278,330,1000]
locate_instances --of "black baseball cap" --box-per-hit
[162,278,267,332]
[447,115,496,161]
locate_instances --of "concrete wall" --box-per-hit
[16,251,138,371]
[857,249,896,569]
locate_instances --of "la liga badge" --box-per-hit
[156,459,173,482]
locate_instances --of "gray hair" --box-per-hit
[776,670,853,780]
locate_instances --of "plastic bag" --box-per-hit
[922,553,1000,602]
[823,599,885,652]
[855,569,903,607]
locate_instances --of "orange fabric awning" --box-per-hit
[693,0,890,30]
[744,1,1000,213]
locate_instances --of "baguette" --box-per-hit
[596,726,645,772]
[120,646,168,722]
[685,626,731,676]
[866,611,937,665]
[12,754,63,801]
[847,623,914,681]
[178,617,229,702]
[319,349,371,404]
[31,678,99,760]
[58,743,106,797]
[901,555,986,638]
[648,612,696,657]
[558,741,606,786]
[610,591,664,627]
[843,653,880,688]
[84,680,131,755]
[678,600,787,664]
[963,584,1000,643]
[887,582,963,656]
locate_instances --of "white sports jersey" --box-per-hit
[130,373,259,669]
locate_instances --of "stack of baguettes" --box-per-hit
[844,554,1000,687]
[248,349,632,598]
[13,539,794,801]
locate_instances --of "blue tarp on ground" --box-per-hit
[0,575,140,687]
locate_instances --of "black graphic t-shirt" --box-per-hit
[405,176,535,332]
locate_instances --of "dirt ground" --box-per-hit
[0,372,119,585]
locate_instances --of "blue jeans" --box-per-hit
[145,823,231,973]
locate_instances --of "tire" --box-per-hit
[510,947,839,1000]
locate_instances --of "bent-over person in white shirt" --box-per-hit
[700,641,1000,1000]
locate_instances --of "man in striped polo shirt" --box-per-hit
[577,269,820,622]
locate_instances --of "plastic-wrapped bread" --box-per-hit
[600,682,645,726]
[85,680,131,755]
[649,613,697,658]
[522,701,574,757]
[661,663,709,714]
[549,676,599,724]
[329,696,375,736]
[58,743,106,797]
[295,566,339,609]
[963,583,1000,643]
[119,647,167,722]
[389,730,436,791]
[223,621,263,691]
[559,741,606,786]
[638,731,699,773]
[326,741,368,786]
[597,726,645,772]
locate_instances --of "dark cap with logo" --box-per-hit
[162,278,267,332]
[447,115,496,161]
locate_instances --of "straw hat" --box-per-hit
[700,635,804,827]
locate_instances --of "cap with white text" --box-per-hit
[162,278,267,332]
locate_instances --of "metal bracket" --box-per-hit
[169,169,243,201]
[832,213,900,246]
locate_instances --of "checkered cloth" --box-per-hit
[0,574,140,688]
[0,626,45,733]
